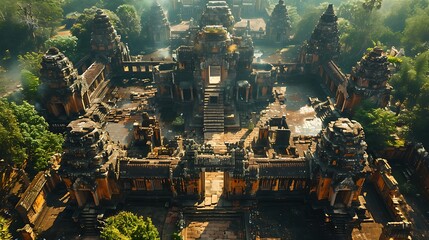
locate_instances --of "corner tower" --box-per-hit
[312,118,369,238]
[90,9,121,59]
[60,118,124,207]
[307,4,340,63]
[266,0,291,44]
[39,47,89,123]
[147,1,171,46]
[343,47,392,112]
[200,1,235,31]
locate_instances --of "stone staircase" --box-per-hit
[183,209,245,240]
[204,83,224,138]
[80,206,99,236]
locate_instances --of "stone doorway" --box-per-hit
[203,172,224,207]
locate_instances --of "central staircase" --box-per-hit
[80,206,99,236]
[203,83,225,139]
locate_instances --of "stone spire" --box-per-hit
[351,47,390,88]
[40,47,79,89]
[39,47,88,119]
[60,118,123,207]
[347,47,392,109]
[200,1,235,31]
[90,9,121,57]
[308,4,340,62]
[266,0,292,44]
[316,118,367,173]
[312,118,370,239]
[147,1,171,46]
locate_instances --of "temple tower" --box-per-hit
[147,1,171,46]
[312,118,369,238]
[200,1,235,31]
[39,47,89,122]
[266,0,291,44]
[306,4,340,63]
[60,118,123,208]
[91,9,121,59]
[341,47,392,112]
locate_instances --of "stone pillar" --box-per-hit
[153,127,162,146]
[245,86,250,102]
[256,86,260,99]
[347,191,354,207]
[75,190,86,207]
[190,87,194,101]
[258,127,269,143]
[330,190,337,206]
[92,190,100,206]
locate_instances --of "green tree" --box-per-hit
[101,211,160,240]
[0,0,63,57]
[44,36,78,62]
[362,0,383,11]
[116,4,141,41]
[9,101,64,175]
[18,52,43,76]
[337,0,389,69]
[389,57,416,108]
[354,102,398,151]
[402,7,429,53]
[0,216,12,240]
[293,7,324,43]
[390,52,429,108]
[0,100,26,166]
[20,69,40,102]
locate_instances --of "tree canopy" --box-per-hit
[44,36,78,62]
[116,4,141,44]
[0,0,63,57]
[354,102,398,151]
[0,100,64,175]
[20,69,40,102]
[100,211,160,240]
[0,216,12,240]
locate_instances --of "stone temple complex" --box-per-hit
[13,2,414,240]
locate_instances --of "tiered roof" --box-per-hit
[147,2,170,32]
[351,47,390,89]
[90,9,121,57]
[267,0,291,43]
[60,118,123,181]
[308,4,340,61]
[200,1,235,30]
[40,47,79,89]
[317,118,367,173]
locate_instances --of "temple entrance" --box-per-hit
[183,88,192,101]
[75,190,96,207]
[203,172,224,206]
[53,103,66,117]
[334,190,350,207]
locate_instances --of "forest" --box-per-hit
[0,0,429,237]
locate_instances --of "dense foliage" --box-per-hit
[0,0,63,57]
[44,36,78,62]
[354,102,398,151]
[100,212,160,240]
[0,216,12,240]
[0,100,64,176]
